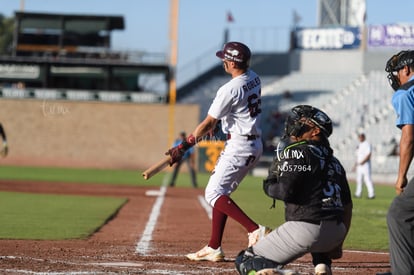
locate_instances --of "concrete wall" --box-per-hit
[290,49,364,74]
[0,98,199,170]
[289,49,397,74]
[363,50,395,72]
[251,53,291,76]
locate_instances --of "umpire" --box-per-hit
[235,105,353,275]
[168,131,197,188]
[384,50,414,275]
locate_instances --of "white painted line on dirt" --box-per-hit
[145,189,162,196]
[0,270,110,275]
[343,249,389,255]
[135,185,167,255]
[197,195,212,220]
[92,262,143,267]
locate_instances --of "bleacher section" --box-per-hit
[260,72,362,154]
[319,71,401,175]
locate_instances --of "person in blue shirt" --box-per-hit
[168,131,198,188]
[384,50,414,275]
[0,123,8,157]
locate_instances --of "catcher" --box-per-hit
[235,105,353,275]
[0,123,7,157]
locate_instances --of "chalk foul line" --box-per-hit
[135,186,167,255]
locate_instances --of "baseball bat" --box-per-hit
[142,156,171,180]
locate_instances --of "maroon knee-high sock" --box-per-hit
[214,195,258,233]
[208,207,227,249]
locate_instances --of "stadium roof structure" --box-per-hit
[0,12,170,100]
[14,11,124,33]
[12,11,125,56]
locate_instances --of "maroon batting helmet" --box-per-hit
[216,42,251,66]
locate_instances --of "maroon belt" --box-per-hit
[227,134,258,140]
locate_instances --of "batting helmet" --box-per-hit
[216,41,251,66]
[284,105,333,138]
[385,50,414,91]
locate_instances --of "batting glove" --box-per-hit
[165,144,186,166]
[165,134,196,166]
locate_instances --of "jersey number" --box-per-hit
[248,93,262,117]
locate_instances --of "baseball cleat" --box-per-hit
[248,224,272,247]
[315,263,332,275]
[256,268,299,275]
[185,245,224,262]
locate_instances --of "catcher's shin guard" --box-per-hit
[235,247,283,275]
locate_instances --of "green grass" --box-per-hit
[0,165,395,251]
[343,185,392,251]
[0,191,126,239]
[0,165,163,186]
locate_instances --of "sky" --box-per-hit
[2,0,414,85]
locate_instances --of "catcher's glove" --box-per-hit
[0,142,8,157]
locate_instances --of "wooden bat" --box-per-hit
[142,156,171,180]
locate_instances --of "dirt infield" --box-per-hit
[0,180,391,274]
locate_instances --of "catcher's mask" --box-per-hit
[385,50,414,91]
[284,105,332,138]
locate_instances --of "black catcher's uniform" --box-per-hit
[264,139,351,223]
[236,105,353,275]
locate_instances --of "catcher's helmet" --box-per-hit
[284,105,332,138]
[216,41,251,66]
[385,50,414,91]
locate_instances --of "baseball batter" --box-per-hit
[166,41,267,262]
[235,105,353,275]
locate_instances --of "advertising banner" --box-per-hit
[368,24,414,48]
[293,27,361,50]
[0,64,40,79]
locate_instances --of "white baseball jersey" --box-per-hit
[356,140,372,166]
[208,69,262,136]
[204,69,263,206]
[355,139,375,198]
